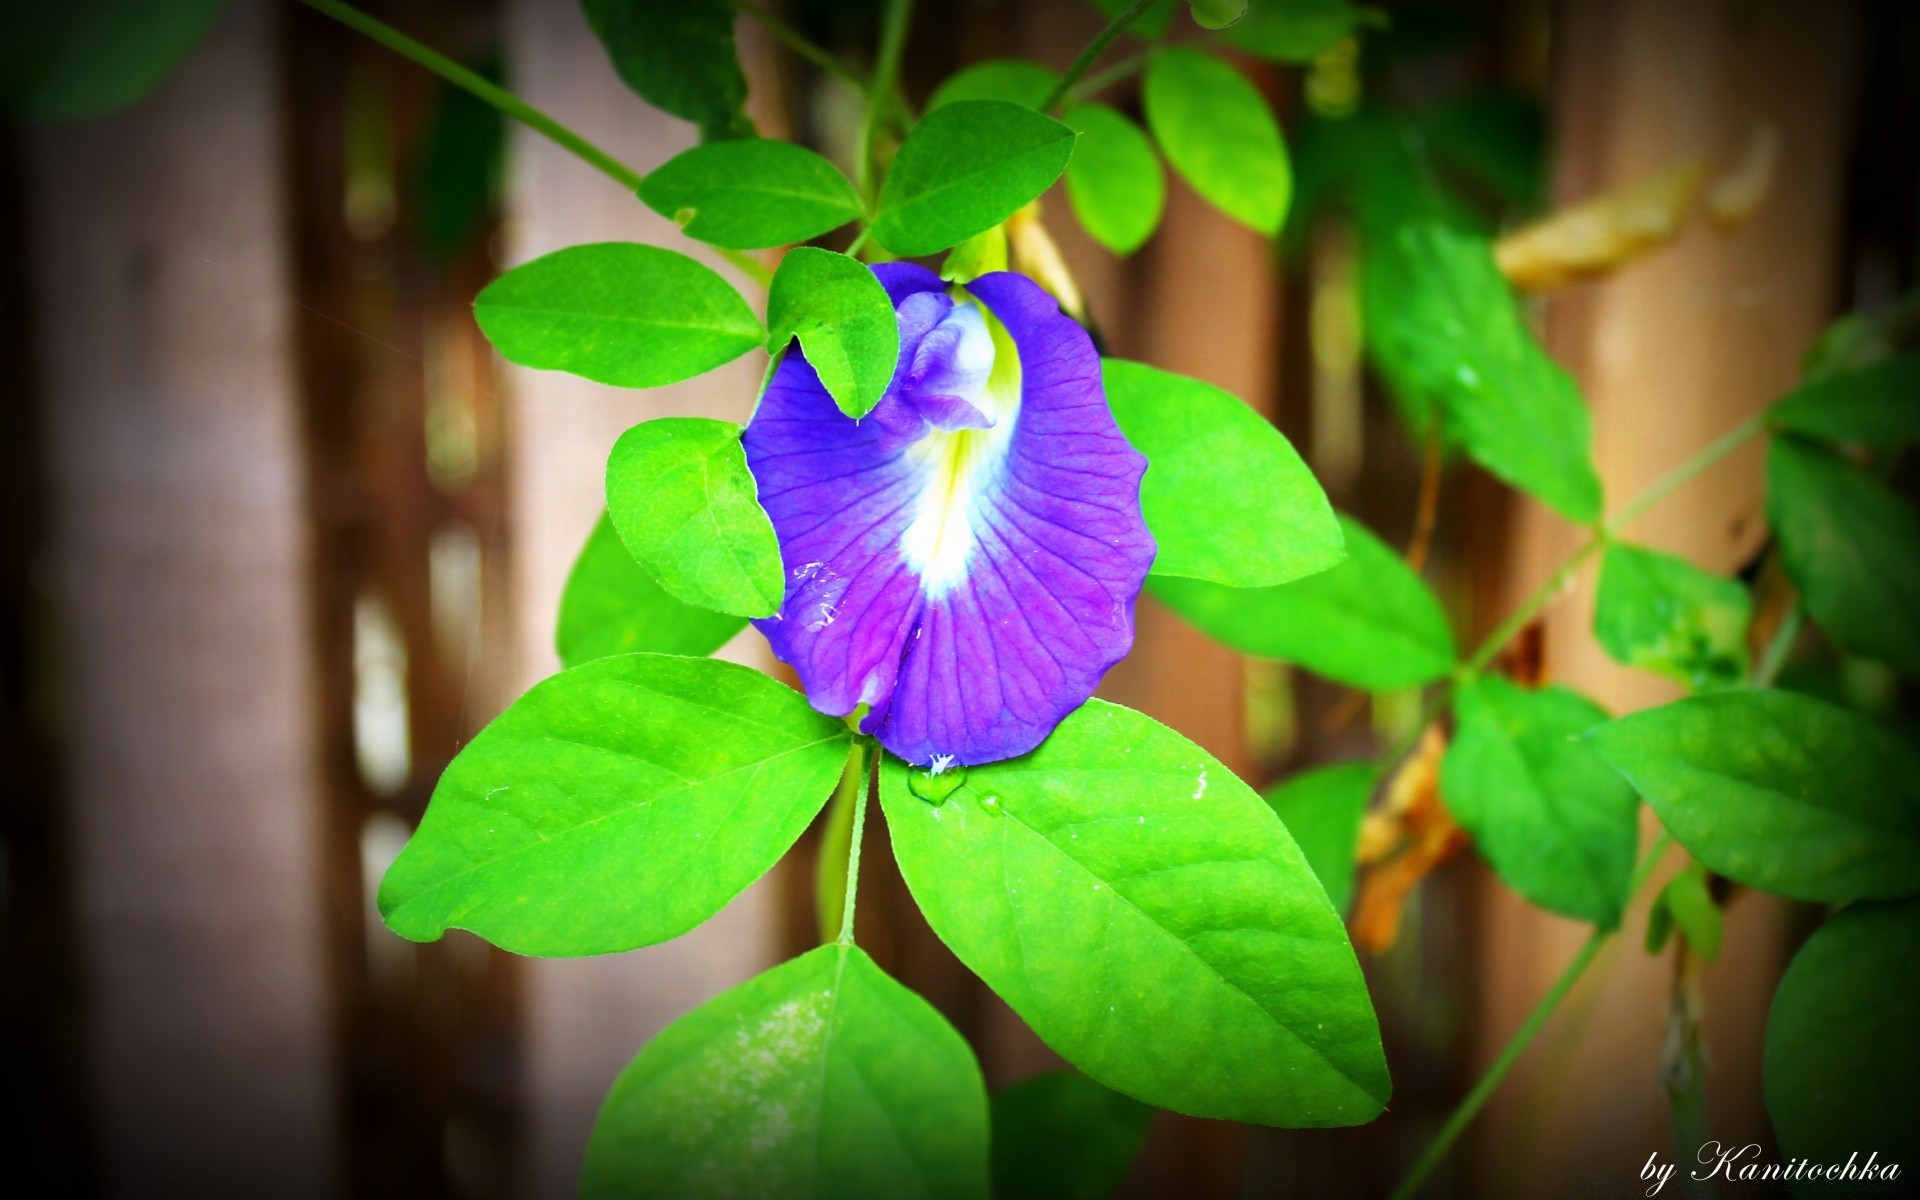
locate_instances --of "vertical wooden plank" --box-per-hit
[24,5,337,1195]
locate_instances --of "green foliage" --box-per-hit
[1143,48,1292,235]
[556,512,745,667]
[1768,437,1920,680]
[605,418,785,618]
[1644,863,1721,963]
[1264,762,1377,914]
[638,139,862,250]
[583,943,991,1200]
[1764,898,1920,1187]
[1593,544,1751,692]
[1769,350,1920,450]
[1589,690,1920,904]
[878,700,1390,1128]
[1443,677,1639,926]
[872,100,1077,256]
[582,0,753,141]
[0,0,226,120]
[1063,103,1166,256]
[1188,0,1250,31]
[1150,512,1455,689]
[1223,0,1371,62]
[1103,359,1343,588]
[767,248,899,418]
[378,654,851,956]
[926,60,1055,110]
[414,56,505,256]
[1413,90,1548,212]
[990,1072,1153,1200]
[474,243,763,388]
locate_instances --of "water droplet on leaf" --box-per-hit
[976,791,1005,817]
[908,763,967,806]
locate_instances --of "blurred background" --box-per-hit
[2,0,1914,1196]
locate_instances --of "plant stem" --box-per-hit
[1066,47,1155,104]
[814,749,862,942]
[1040,0,1162,115]
[859,0,914,207]
[837,742,875,945]
[735,0,867,91]
[1607,411,1768,533]
[1752,602,1802,689]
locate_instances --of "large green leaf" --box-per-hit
[872,100,1077,257]
[1223,0,1370,63]
[1142,47,1291,235]
[379,654,850,956]
[0,0,226,120]
[926,60,1055,111]
[766,248,899,419]
[474,243,763,388]
[1150,512,1455,688]
[878,700,1390,1128]
[1442,677,1638,926]
[1764,898,1920,1189]
[991,1071,1152,1200]
[556,512,746,667]
[1103,359,1342,588]
[1364,218,1602,523]
[605,417,785,618]
[639,139,863,249]
[1593,544,1751,692]
[582,0,752,141]
[583,943,990,1200]
[1264,762,1377,915]
[1769,349,1920,451]
[1063,103,1166,256]
[1588,690,1920,903]
[1769,437,1920,679]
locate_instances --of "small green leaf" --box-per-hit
[927,60,1056,110]
[583,943,990,1200]
[606,417,784,618]
[1103,359,1342,588]
[1588,690,1920,903]
[767,248,899,419]
[1770,349,1920,450]
[1188,0,1249,30]
[556,512,746,667]
[1764,898,1920,1185]
[1651,865,1722,963]
[872,100,1077,257]
[1143,48,1291,235]
[1150,512,1455,688]
[639,139,863,249]
[1264,762,1377,915]
[879,700,1390,1128]
[991,1071,1152,1200]
[1224,0,1370,63]
[1593,544,1752,692]
[378,654,850,956]
[474,243,763,388]
[582,0,753,141]
[1063,103,1166,255]
[0,0,227,120]
[1768,437,1920,680]
[413,56,505,257]
[1442,677,1638,926]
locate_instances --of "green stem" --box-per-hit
[1040,0,1162,115]
[859,0,914,207]
[814,749,862,942]
[1607,411,1768,533]
[1387,832,1673,1200]
[1065,47,1155,104]
[735,0,868,91]
[1752,603,1802,689]
[837,742,875,945]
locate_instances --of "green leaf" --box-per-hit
[878,700,1390,1128]
[379,654,850,956]
[1150,512,1455,688]
[1442,677,1638,926]
[639,139,863,250]
[927,60,1056,111]
[1142,48,1291,235]
[1224,0,1369,63]
[0,0,226,120]
[767,248,899,419]
[1063,103,1166,256]
[1593,544,1751,692]
[1188,0,1249,31]
[1647,864,1722,963]
[582,0,753,141]
[1588,690,1920,904]
[1764,898,1920,1187]
[605,417,785,618]
[872,100,1077,257]
[556,512,746,667]
[474,243,763,388]
[1414,90,1548,212]
[413,57,506,258]
[1102,359,1342,588]
[991,1071,1152,1200]
[1264,762,1376,915]
[1768,437,1920,679]
[1770,350,1920,451]
[583,943,990,1200]
[1364,218,1602,522]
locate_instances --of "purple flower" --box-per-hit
[744,264,1155,767]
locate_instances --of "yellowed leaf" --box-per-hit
[1705,124,1779,228]
[1352,725,1466,954]
[1495,160,1704,291]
